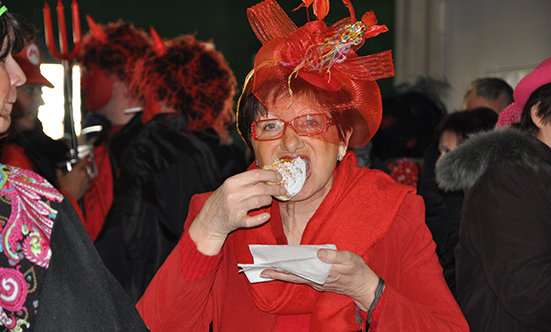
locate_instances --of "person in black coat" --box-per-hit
[436,61,551,331]
[0,5,147,331]
[94,32,248,302]
[419,108,497,297]
[0,41,90,202]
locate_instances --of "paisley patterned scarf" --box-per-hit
[0,165,62,331]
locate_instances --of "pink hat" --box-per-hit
[496,57,551,128]
[13,42,54,88]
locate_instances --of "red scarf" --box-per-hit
[233,152,414,331]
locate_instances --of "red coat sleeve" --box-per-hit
[369,193,469,331]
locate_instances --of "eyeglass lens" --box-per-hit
[253,113,329,140]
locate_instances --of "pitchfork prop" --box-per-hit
[43,0,81,159]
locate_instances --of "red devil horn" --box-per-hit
[150,26,168,56]
[86,15,107,43]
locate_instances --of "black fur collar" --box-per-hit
[436,128,548,191]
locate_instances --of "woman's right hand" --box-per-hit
[188,168,285,255]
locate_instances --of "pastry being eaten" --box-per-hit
[263,158,307,201]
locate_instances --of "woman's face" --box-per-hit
[531,105,551,149]
[251,93,349,203]
[0,36,26,133]
[437,130,460,164]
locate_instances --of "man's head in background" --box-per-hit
[12,42,54,133]
[462,77,513,114]
[78,17,151,125]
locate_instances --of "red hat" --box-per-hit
[496,57,551,128]
[14,42,54,88]
[246,0,395,147]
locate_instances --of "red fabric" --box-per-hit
[273,314,310,331]
[0,142,109,240]
[178,231,311,331]
[179,231,222,281]
[247,0,394,148]
[232,153,412,331]
[369,291,385,330]
[1,144,34,171]
[81,143,113,241]
[59,188,86,223]
[1,144,90,228]
[386,158,420,188]
[137,153,468,332]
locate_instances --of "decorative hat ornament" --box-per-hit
[247,0,395,147]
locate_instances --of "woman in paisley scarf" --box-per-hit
[0,3,147,331]
[137,1,467,331]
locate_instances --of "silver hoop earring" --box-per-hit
[337,155,344,162]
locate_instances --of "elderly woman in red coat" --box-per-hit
[137,1,468,331]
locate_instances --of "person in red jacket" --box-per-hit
[1,41,90,211]
[94,29,247,303]
[75,17,151,241]
[136,1,468,331]
[0,4,148,330]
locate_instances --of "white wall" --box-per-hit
[395,0,551,112]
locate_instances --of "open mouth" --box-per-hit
[280,155,311,180]
[263,156,309,201]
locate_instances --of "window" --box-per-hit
[38,63,81,140]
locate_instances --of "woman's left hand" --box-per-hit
[260,249,381,311]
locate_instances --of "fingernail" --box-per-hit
[319,249,328,258]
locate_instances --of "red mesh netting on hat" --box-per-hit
[246,0,394,147]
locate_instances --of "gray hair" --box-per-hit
[463,78,514,106]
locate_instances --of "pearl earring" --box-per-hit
[256,159,259,167]
[337,155,344,161]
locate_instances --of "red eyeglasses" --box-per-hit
[252,113,334,141]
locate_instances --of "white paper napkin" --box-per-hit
[238,244,337,285]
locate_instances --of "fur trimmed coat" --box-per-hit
[436,128,551,332]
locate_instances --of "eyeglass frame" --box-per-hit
[251,113,335,141]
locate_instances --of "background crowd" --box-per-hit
[0,0,549,331]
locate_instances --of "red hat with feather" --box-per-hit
[245,0,394,147]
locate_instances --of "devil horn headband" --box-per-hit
[86,15,107,43]
[150,26,168,56]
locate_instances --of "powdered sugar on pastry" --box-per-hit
[263,158,307,201]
